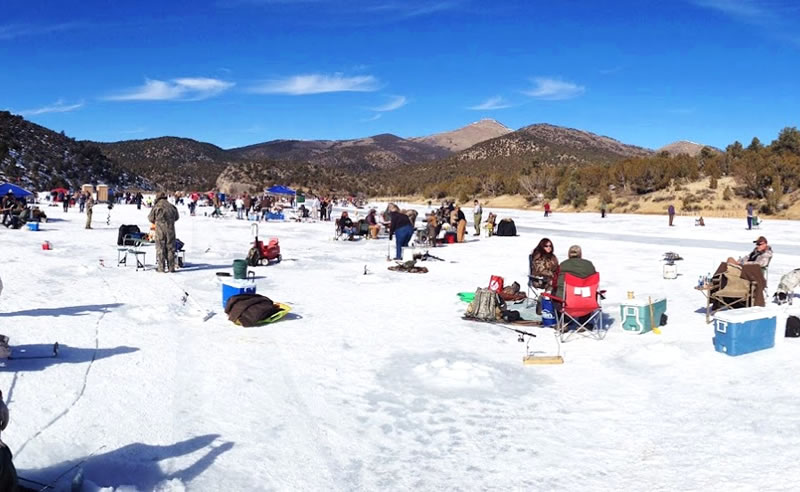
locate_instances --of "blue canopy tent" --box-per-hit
[266,185,296,196]
[0,183,33,198]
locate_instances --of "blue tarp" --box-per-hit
[0,183,33,198]
[266,185,295,196]
[266,185,295,195]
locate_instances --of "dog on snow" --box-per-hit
[774,268,800,305]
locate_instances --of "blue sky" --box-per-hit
[1,0,799,150]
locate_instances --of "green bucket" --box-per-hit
[233,259,248,279]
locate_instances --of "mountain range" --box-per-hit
[0,111,716,194]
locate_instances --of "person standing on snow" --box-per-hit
[85,192,94,229]
[388,204,413,260]
[667,204,676,226]
[746,203,754,230]
[148,192,180,273]
[473,200,482,236]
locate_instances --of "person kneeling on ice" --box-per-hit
[0,391,20,491]
[388,204,413,260]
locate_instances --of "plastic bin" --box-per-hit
[713,307,775,356]
[221,279,257,308]
[620,297,667,334]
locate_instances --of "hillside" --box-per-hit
[215,159,367,195]
[411,119,513,152]
[228,133,450,172]
[96,137,235,191]
[371,123,656,197]
[458,123,653,163]
[0,111,145,190]
[657,140,719,157]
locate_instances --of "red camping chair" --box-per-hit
[542,272,606,342]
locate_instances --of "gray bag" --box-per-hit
[465,288,502,321]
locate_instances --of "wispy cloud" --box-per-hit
[0,22,83,40]
[468,96,511,110]
[105,77,234,101]
[522,77,585,100]
[362,113,382,122]
[691,0,766,18]
[369,95,407,112]
[691,0,800,46]
[365,1,460,19]
[250,73,380,95]
[18,99,84,116]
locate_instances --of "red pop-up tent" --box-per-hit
[51,187,70,202]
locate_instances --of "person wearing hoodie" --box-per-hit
[148,192,180,273]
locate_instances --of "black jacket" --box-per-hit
[389,211,411,239]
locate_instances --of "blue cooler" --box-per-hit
[27,222,39,231]
[713,307,775,356]
[221,280,256,308]
[540,297,556,327]
[620,296,667,334]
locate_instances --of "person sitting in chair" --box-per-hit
[531,238,559,292]
[338,211,357,240]
[555,245,597,300]
[366,209,381,239]
[727,236,772,268]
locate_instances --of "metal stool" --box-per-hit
[130,251,146,271]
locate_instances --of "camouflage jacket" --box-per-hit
[148,198,179,228]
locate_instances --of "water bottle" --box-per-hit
[698,275,703,287]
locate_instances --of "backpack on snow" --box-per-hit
[246,245,262,267]
[465,288,504,321]
[786,316,800,337]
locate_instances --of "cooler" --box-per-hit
[620,296,667,334]
[540,297,556,327]
[27,222,40,231]
[663,263,677,279]
[221,280,257,308]
[713,307,775,356]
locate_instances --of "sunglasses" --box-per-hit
[757,242,766,246]
[544,244,553,248]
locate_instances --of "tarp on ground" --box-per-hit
[0,183,33,198]
[266,185,295,196]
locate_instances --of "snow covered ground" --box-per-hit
[2,201,799,491]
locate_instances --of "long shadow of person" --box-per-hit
[3,345,139,372]
[0,303,124,318]
[18,434,234,490]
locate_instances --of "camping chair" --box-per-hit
[752,216,761,229]
[705,265,757,323]
[542,273,606,342]
[526,253,552,308]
